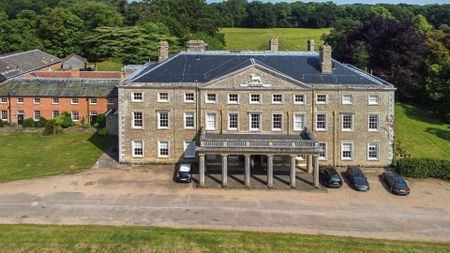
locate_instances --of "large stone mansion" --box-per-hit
[118,39,396,188]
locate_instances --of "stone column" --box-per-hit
[290,155,296,188]
[199,154,205,187]
[313,155,320,188]
[222,154,228,188]
[307,155,313,174]
[244,154,251,187]
[267,155,273,188]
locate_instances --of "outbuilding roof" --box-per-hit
[129,51,392,86]
[0,78,119,98]
[0,50,61,79]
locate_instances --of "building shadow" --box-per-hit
[87,133,119,162]
[425,127,450,142]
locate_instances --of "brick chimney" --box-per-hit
[319,44,332,74]
[307,38,315,52]
[187,40,207,52]
[158,41,169,62]
[269,37,279,51]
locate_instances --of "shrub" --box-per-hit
[35,117,47,127]
[22,118,35,128]
[0,120,5,127]
[395,158,450,180]
[94,113,106,129]
[42,119,64,136]
[97,127,108,137]
[82,123,90,129]
[56,112,73,128]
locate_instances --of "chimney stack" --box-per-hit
[187,40,207,52]
[159,41,169,62]
[307,38,315,52]
[319,44,332,74]
[269,37,279,51]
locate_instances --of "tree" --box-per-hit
[244,1,276,28]
[69,1,123,30]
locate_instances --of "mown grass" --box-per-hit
[96,57,124,71]
[220,27,330,51]
[0,131,117,182]
[395,103,450,160]
[0,224,448,253]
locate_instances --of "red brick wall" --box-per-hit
[0,96,118,124]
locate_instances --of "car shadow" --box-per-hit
[340,171,355,190]
[378,174,393,193]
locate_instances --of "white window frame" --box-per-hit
[107,98,114,105]
[249,94,261,104]
[205,113,217,130]
[158,141,170,158]
[272,94,283,104]
[368,114,380,132]
[132,112,143,129]
[52,111,59,119]
[341,113,354,132]
[184,93,195,103]
[89,98,97,105]
[183,112,195,129]
[158,92,169,102]
[367,142,380,161]
[249,113,261,131]
[52,98,59,105]
[316,94,328,104]
[33,110,40,121]
[228,113,239,131]
[272,113,282,131]
[17,98,24,104]
[368,95,380,105]
[183,141,196,158]
[71,98,79,105]
[318,142,327,160]
[1,110,7,121]
[157,111,169,129]
[132,140,144,158]
[71,111,79,121]
[131,92,143,102]
[0,98,6,104]
[294,94,305,105]
[205,93,217,103]
[341,141,354,160]
[293,113,305,131]
[33,98,40,105]
[342,94,353,104]
[227,94,239,104]
[315,113,327,131]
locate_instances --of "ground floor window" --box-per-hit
[368,143,379,160]
[1,110,7,120]
[132,140,143,157]
[183,141,196,158]
[34,111,40,121]
[89,111,97,124]
[341,142,353,160]
[158,141,169,158]
[52,111,59,119]
[319,142,327,160]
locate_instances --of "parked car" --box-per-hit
[346,166,370,191]
[382,171,410,195]
[176,164,192,183]
[319,166,343,188]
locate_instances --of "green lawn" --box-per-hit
[96,57,124,71]
[220,27,330,51]
[395,103,450,160]
[0,225,448,253]
[0,131,117,182]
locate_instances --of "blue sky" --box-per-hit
[206,0,449,4]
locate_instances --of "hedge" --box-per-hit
[395,158,450,180]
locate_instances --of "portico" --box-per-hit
[196,131,321,189]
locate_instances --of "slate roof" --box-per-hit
[0,50,61,79]
[0,78,119,98]
[0,74,6,84]
[129,51,392,86]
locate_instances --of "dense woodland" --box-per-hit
[0,0,449,120]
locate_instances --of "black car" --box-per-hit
[346,166,370,191]
[382,171,410,195]
[176,164,192,183]
[319,166,343,188]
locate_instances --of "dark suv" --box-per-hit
[382,171,410,195]
[319,166,343,188]
[346,166,370,191]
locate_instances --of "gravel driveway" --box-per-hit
[0,168,449,242]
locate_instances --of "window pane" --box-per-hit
[229,113,238,129]
[272,114,282,130]
[184,112,195,128]
[294,114,304,130]
[316,114,326,130]
[206,113,216,130]
[250,113,260,130]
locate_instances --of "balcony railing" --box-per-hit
[200,139,318,148]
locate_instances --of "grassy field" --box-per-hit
[96,57,124,71]
[220,27,330,51]
[0,225,448,253]
[395,103,450,160]
[0,131,117,182]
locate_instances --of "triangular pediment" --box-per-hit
[202,63,312,90]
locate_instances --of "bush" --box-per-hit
[395,158,450,180]
[56,112,73,128]
[93,113,106,129]
[35,117,47,127]
[82,123,90,129]
[22,118,35,128]
[0,120,5,127]
[42,119,64,136]
[97,127,108,137]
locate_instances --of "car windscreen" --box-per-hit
[179,172,190,177]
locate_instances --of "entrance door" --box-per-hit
[17,111,24,125]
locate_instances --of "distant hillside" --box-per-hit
[220,28,330,51]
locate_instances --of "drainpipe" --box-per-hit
[86,98,90,125]
[7,92,11,123]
